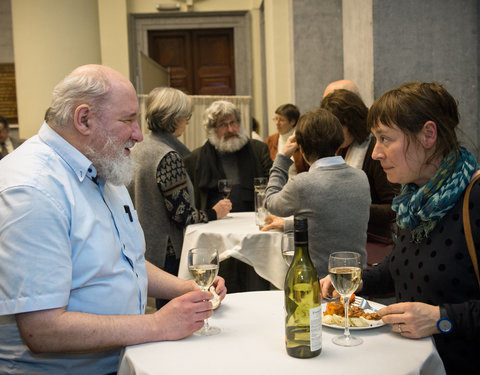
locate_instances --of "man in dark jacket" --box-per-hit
[184,100,272,292]
[184,100,272,212]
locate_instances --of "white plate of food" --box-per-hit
[321,299,385,330]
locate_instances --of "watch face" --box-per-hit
[438,318,452,333]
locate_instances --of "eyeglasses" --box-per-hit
[273,116,288,123]
[216,119,239,130]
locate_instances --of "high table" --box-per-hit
[178,212,287,289]
[118,291,445,375]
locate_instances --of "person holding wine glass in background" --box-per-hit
[184,100,272,292]
[129,88,231,309]
[264,108,371,278]
[320,82,480,373]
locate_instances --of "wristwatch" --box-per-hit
[436,306,453,334]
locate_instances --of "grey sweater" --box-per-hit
[266,154,371,277]
[128,132,194,268]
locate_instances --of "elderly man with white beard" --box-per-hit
[184,100,272,292]
[184,100,272,212]
[0,64,226,375]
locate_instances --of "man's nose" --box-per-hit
[132,120,144,143]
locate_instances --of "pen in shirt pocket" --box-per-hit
[124,205,133,222]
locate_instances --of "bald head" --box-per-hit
[323,79,360,98]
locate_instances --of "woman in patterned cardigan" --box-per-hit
[128,88,231,308]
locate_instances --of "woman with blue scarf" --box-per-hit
[321,82,480,373]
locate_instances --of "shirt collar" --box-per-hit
[279,128,295,141]
[38,122,96,182]
[309,155,345,170]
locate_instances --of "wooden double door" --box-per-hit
[148,28,235,95]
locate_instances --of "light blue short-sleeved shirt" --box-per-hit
[0,123,148,374]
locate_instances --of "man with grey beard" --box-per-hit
[184,100,272,292]
[184,100,272,212]
[0,65,226,374]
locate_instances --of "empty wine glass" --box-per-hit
[187,247,221,336]
[217,179,232,199]
[328,251,362,347]
[281,232,294,266]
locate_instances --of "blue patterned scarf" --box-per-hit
[392,147,478,243]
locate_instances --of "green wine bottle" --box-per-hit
[284,216,322,358]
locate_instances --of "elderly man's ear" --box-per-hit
[73,105,93,136]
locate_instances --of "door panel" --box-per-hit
[193,29,235,95]
[148,30,193,93]
[148,28,235,95]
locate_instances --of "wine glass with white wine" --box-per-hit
[281,232,295,266]
[187,247,221,336]
[328,251,363,347]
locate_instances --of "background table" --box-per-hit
[118,291,445,375]
[178,212,287,289]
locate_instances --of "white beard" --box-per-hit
[86,137,136,186]
[208,125,249,153]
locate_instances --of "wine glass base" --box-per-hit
[194,326,221,336]
[332,334,363,347]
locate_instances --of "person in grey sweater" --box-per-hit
[128,88,231,308]
[264,108,371,277]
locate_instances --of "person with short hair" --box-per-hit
[0,116,23,159]
[265,103,309,176]
[184,100,272,292]
[321,82,480,373]
[0,65,226,374]
[321,89,400,242]
[265,108,371,277]
[128,87,231,309]
[184,100,271,212]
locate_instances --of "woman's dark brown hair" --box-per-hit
[367,82,460,161]
[320,89,369,144]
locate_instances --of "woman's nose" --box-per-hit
[371,143,383,160]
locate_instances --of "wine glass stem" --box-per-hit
[343,298,351,340]
[203,318,210,331]
[201,287,211,332]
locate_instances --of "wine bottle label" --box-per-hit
[309,306,322,351]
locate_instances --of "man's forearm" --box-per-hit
[15,307,157,354]
[146,260,197,300]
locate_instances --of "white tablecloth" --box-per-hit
[118,291,446,375]
[178,212,288,289]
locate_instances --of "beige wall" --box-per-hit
[98,0,130,77]
[263,0,293,136]
[11,0,101,138]
[11,0,293,139]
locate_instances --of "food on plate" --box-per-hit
[322,300,381,328]
[209,286,221,310]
